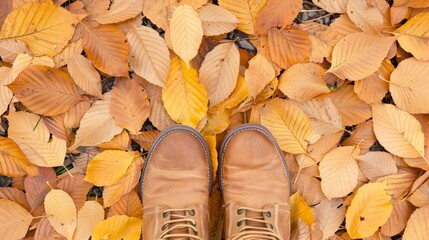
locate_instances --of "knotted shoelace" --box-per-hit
[157,208,203,240]
[229,206,282,240]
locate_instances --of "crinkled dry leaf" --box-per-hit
[0,199,33,240]
[34,217,65,240]
[291,172,325,205]
[24,167,57,212]
[343,120,375,153]
[0,187,30,211]
[381,200,414,237]
[256,0,302,34]
[107,190,142,218]
[74,201,104,240]
[57,173,93,211]
[197,3,238,36]
[44,189,77,240]
[91,215,142,240]
[0,39,28,63]
[99,130,131,150]
[130,130,160,151]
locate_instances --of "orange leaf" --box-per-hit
[256,0,302,34]
[107,190,142,218]
[0,136,38,177]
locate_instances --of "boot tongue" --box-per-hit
[245,210,266,228]
[168,210,191,240]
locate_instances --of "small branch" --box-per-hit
[301,13,335,23]
[300,9,326,13]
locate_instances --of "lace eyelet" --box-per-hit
[188,209,195,216]
[265,211,272,218]
[162,211,169,218]
[161,224,167,231]
[237,220,243,227]
[237,208,245,215]
[190,221,196,226]
[194,230,198,236]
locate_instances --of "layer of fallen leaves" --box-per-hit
[0,0,429,239]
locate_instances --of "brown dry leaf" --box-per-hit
[91,215,142,240]
[110,78,150,135]
[0,3,78,56]
[24,167,57,212]
[67,54,102,98]
[199,42,239,107]
[357,152,398,181]
[44,189,77,240]
[7,112,67,167]
[162,56,208,128]
[141,0,174,30]
[379,171,419,201]
[0,136,38,177]
[57,173,93,211]
[313,198,345,239]
[0,0,12,28]
[293,218,311,240]
[313,0,347,13]
[127,25,170,87]
[279,63,330,102]
[346,0,388,35]
[303,131,343,164]
[170,4,203,67]
[319,146,360,199]
[291,172,325,205]
[70,147,99,175]
[34,217,66,240]
[74,201,104,240]
[64,101,91,129]
[343,120,376,153]
[8,65,84,116]
[95,0,142,24]
[395,13,429,61]
[81,22,129,77]
[218,0,267,35]
[372,104,425,159]
[260,98,312,154]
[256,0,302,34]
[71,92,123,149]
[327,33,395,80]
[407,179,429,207]
[381,200,414,237]
[107,190,142,218]
[244,53,275,98]
[53,39,83,68]
[0,39,28,63]
[403,205,429,240]
[330,15,361,37]
[99,130,131,150]
[130,130,160,151]
[0,199,33,240]
[408,0,429,7]
[197,3,238,36]
[329,84,372,126]
[0,187,30,211]
[267,27,311,69]
[389,57,429,114]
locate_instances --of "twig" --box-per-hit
[300,9,326,13]
[301,13,335,23]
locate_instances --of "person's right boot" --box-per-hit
[219,124,291,240]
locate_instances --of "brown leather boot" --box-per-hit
[219,124,291,240]
[140,125,212,239]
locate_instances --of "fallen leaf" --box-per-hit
[0,39,28,63]
[357,152,398,181]
[313,0,347,13]
[290,191,315,229]
[57,173,93,211]
[91,215,142,240]
[0,199,33,240]
[346,0,386,35]
[0,136,38,177]
[381,200,414,237]
[197,3,238,36]
[45,189,77,240]
[313,198,345,239]
[245,53,275,98]
[402,204,429,240]
[74,201,104,240]
[24,167,57,212]
[67,54,102,98]
[256,0,302,34]
[107,191,142,218]
[395,13,429,61]
[95,0,142,24]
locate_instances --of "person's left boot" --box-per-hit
[140,125,212,239]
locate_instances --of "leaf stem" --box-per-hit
[301,13,335,23]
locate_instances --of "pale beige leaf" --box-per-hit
[8,65,84,116]
[379,171,419,201]
[0,136,38,177]
[343,120,376,153]
[256,0,302,34]
[141,0,175,30]
[95,0,142,24]
[53,39,83,68]
[408,179,429,207]
[313,198,345,239]
[197,3,238,36]
[67,54,102,98]
[403,205,429,240]
[162,56,208,128]
[0,39,28,63]
[0,3,78,56]
[45,189,77,240]
[357,152,398,181]
[268,27,311,69]
[260,98,312,154]
[127,25,170,87]
[0,199,33,240]
[297,98,342,136]
[71,92,123,149]
[107,190,142,218]
[404,146,429,171]
[396,13,429,61]
[70,147,99,175]
[330,15,361,37]
[372,104,425,159]
[319,146,360,199]
[179,0,207,9]
[244,53,275,98]
[91,215,142,240]
[0,68,13,116]
[293,218,311,240]
[110,78,150,135]
[199,42,239,106]
[313,0,347,13]
[34,217,66,240]
[7,112,67,167]
[130,130,160,151]
[74,201,104,240]
[291,172,325,206]
[170,4,203,67]
[329,85,371,126]
[303,131,343,164]
[279,63,330,101]
[381,200,414,236]
[57,173,93,211]
[218,0,267,35]
[390,58,429,114]
[327,33,395,80]
[346,0,386,35]
[99,130,131,150]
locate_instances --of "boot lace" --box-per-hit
[230,207,282,240]
[158,208,203,240]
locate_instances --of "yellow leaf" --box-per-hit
[197,3,238,36]
[346,182,393,239]
[170,4,203,67]
[82,23,129,77]
[403,204,429,240]
[94,0,142,24]
[91,215,142,240]
[84,150,136,186]
[260,98,312,154]
[313,198,345,239]
[204,135,218,180]
[74,201,104,240]
[319,146,360,199]
[256,0,302,34]
[107,191,142,218]
[99,130,131,151]
[372,103,425,158]
[218,0,267,35]
[346,0,387,35]
[327,33,395,80]
[162,56,208,128]
[0,3,77,56]
[71,92,123,149]
[395,13,429,61]
[290,191,315,228]
[267,27,311,69]
[7,112,67,167]
[8,65,84,116]
[244,53,275,98]
[0,199,33,240]
[67,54,102,98]
[127,25,170,87]
[279,63,330,102]
[389,58,429,114]
[0,136,38,177]
[45,189,77,240]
